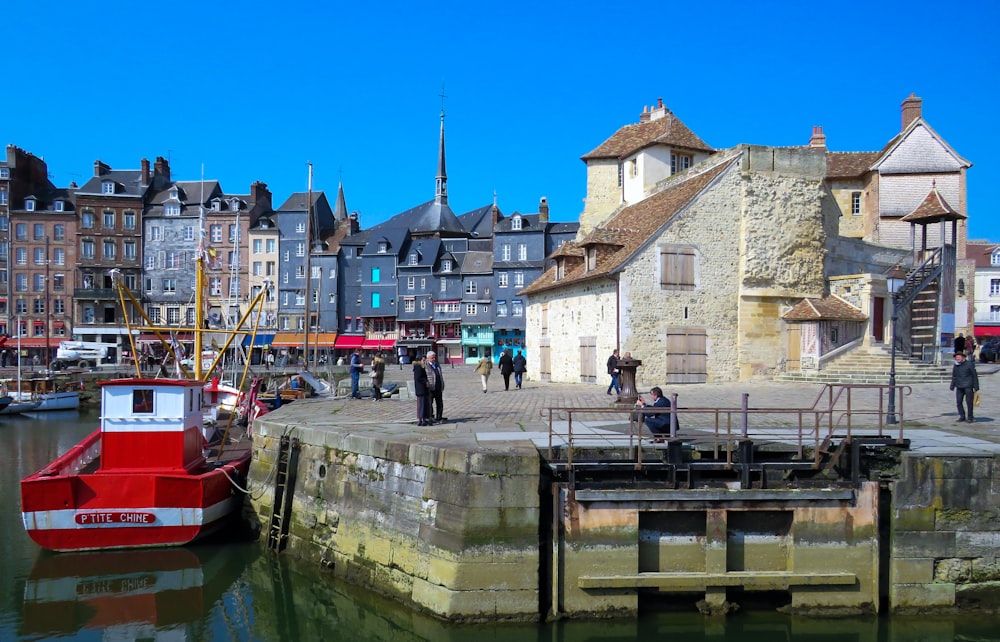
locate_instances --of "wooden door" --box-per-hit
[873,297,885,343]
[538,341,551,381]
[579,337,597,383]
[785,324,801,372]
[666,328,707,383]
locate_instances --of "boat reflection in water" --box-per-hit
[20,543,255,639]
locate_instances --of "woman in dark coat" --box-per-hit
[413,355,431,425]
[498,349,515,391]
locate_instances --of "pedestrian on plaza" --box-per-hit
[950,351,980,423]
[425,351,446,421]
[606,349,621,396]
[265,351,275,370]
[967,336,977,360]
[370,353,386,401]
[512,350,526,389]
[475,354,493,394]
[349,350,362,399]
[498,349,514,391]
[413,355,432,425]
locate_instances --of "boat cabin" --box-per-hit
[99,379,206,473]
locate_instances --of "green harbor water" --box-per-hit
[3,408,1000,641]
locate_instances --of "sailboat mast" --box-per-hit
[302,162,313,372]
[44,235,50,368]
[195,168,206,380]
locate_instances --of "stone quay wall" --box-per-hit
[249,402,544,623]
[891,452,1000,612]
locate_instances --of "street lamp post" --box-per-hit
[886,266,907,424]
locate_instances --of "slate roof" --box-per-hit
[781,296,867,322]
[457,204,499,238]
[372,198,469,237]
[900,187,965,223]
[364,226,409,256]
[582,108,714,160]
[520,157,734,296]
[461,251,493,274]
[76,170,147,197]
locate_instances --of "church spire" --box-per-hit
[435,85,448,205]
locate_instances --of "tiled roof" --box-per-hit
[782,296,867,321]
[520,158,733,296]
[826,152,880,179]
[900,187,965,223]
[582,109,714,160]
[964,243,1000,269]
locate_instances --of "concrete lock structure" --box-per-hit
[246,379,1000,622]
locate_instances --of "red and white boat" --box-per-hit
[20,377,252,551]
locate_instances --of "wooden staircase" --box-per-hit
[775,344,949,384]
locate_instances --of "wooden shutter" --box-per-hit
[666,327,707,383]
[579,337,597,383]
[660,247,695,290]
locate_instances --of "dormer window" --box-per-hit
[670,153,692,174]
[586,246,597,272]
[377,241,387,253]
[54,200,64,212]
[170,188,178,199]
[409,253,418,266]
[211,199,221,211]
[992,249,1000,266]
[556,258,565,281]
[511,215,522,231]
[0,167,9,179]
[102,181,115,194]
[165,204,181,216]
[25,198,36,212]
[229,198,241,211]
[441,259,452,272]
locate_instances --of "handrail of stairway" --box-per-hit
[894,247,942,309]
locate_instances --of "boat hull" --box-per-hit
[21,429,251,552]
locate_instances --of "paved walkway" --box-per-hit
[270,364,1000,456]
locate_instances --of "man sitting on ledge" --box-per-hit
[635,386,675,436]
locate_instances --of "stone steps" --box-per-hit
[776,345,950,384]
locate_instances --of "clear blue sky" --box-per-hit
[4,1,997,240]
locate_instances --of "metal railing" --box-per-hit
[542,383,909,474]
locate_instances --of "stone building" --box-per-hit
[521,96,969,385]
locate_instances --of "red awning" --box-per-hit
[361,339,396,350]
[334,335,365,349]
[12,337,62,348]
[975,326,1000,337]
[53,321,66,329]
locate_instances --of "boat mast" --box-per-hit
[195,168,206,380]
[302,162,313,372]
[44,235,50,368]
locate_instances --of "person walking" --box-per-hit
[370,353,386,401]
[950,351,980,423]
[425,351,446,421]
[606,349,621,396]
[498,349,514,391]
[413,355,431,425]
[512,350,526,389]
[349,350,363,399]
[475,354,493,394]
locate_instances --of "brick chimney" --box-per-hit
[491,202,500,230]
[901,93,922,131]
[539,196,549,225]
[93,160,110,177]
[140,158,150,187]
[250,181,272,210]
[153,156,170,182]
[808,126,827,149]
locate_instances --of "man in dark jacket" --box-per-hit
[413,355,432,426]
[635,386,674,435]
[512,350,527,389]
[606,349,620,396]
[950,351,980,423]
[498,349,514,391]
